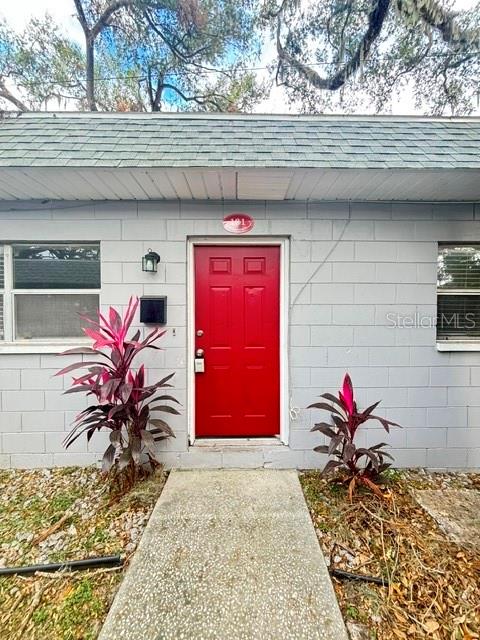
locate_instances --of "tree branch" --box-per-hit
[397,0,480,48]
[143,10,212,62]
[146,67,155,108]
[0,79,29,111]
[144,11,232,78]
[146,68,164,111]
[277,0,391,91]
[386,44,432,90]
[337,1,354,66]
[73,0,90,36]
[74,0,143,110]
[157,82,226,109]
[262,0,290,21]
[152,77,164,111]
[91,0,139,40]
[446,52,477,70]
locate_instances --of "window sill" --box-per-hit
[437,341,480,352]
[0,341,92,355]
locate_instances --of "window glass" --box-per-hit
[437,244,480,341]
[13,244,100,289]
[438,245,480,290]
[15,294,99,339]
[437,294,480,340]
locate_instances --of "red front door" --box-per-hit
[194,246,280,438]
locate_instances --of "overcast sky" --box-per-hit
[1,1,82,35]
[1,0,478,114]
[3,0,476,31]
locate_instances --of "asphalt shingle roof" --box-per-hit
[0,112,479,170]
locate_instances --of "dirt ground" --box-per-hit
[0,466,166,640]
[300,469,480,640]
[414,489,480,553]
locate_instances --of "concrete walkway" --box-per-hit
[99,469,348,640]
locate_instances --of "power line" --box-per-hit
[8,50,480,87]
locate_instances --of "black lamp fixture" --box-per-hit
[142,248,160,273]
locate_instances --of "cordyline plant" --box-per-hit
[308,373,400,499]
[56,296,179,491]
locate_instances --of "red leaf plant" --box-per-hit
[308,373,400,499]
[56,296,179,491]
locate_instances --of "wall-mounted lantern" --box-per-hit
[142,249,160,273]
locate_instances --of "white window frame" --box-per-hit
[436,242,480,352]
[0,243,100,354]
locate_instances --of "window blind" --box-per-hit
[437,244,480,341]
[438,244,480,290]
[437,294,480,340]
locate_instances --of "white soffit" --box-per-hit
[0,167,478,201]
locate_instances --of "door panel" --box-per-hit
[195,246,280,437]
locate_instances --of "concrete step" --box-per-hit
[99,469,348,640]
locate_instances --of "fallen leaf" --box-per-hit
[422,619,440,634]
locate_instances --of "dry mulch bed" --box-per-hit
[0,466,166,640]
[300,469,480,640]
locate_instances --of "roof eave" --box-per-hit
[0,165,478,202]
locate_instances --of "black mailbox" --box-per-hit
[140,296,167,325]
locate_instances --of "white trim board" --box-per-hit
[187,236,290,446]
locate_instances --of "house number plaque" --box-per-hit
[223,213,255,234]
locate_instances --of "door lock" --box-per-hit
[196,329,204,337]
[194,348,205,373]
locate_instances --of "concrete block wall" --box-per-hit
[0,199,479,469]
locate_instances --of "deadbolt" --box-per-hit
[196,329,204,337]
